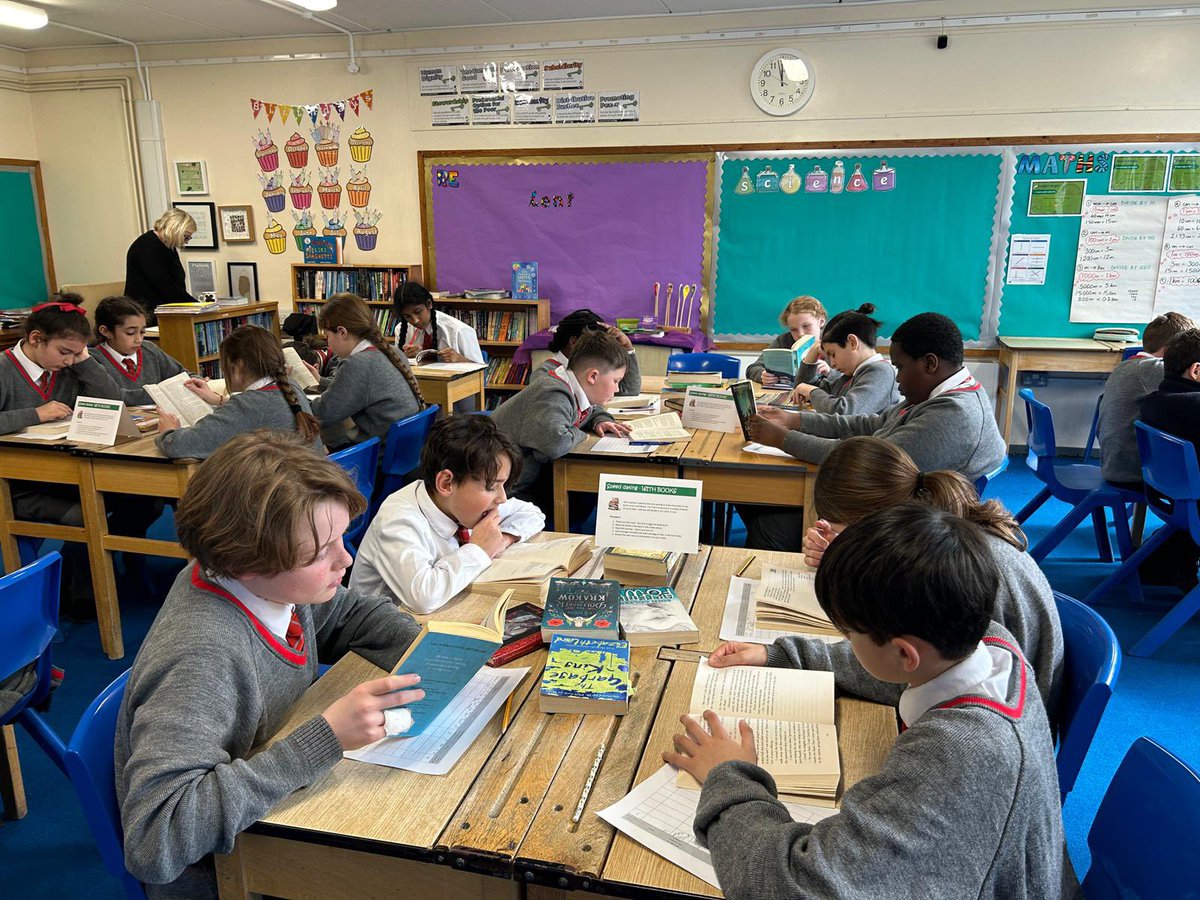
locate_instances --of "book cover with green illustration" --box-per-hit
[539,634,631,715]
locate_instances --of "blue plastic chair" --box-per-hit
[1082,391,1104,465]
[1052,591,1121,804]
[1120,344,1144,360]
[973,455,1009,497]
[1015,389,1142,567]
[1084,736,1200,899]
[667,352,741,380]
[374,405,440,515]
[1082,423,1200,656]
[328,437,381,555]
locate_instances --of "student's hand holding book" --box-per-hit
[755,406,800,429]
[155,408,180,432]
[707,641,768,668]
[322,673,425,750]
[183,378,224,406]
[746,414,788,449]
[663,710,757,784]
[36,400,72,423]
[788,382,816,405]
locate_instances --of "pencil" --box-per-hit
[736,554,756,577]
[500,693,514,733]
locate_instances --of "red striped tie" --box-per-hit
[455,526,471,546]
[285,609,305,653]
[123,358,137,375]
[37,371,50,393]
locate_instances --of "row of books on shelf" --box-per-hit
[294,268,411,301]
[485,358,530,387]
[453,308,537,342]
[297,301,400,335]
[194,312,275,357]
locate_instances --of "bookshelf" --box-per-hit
[156,301,280,379]
[436,297,550,404]
[291,263,423,337]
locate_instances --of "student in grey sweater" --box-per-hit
[92,295,187,406]
[155,324,324,459]
[116,432,424,898]
[531,307,642,396]
[308,293,425,449]
[745,295,828,385]
[791,303,900,415]
[673,506,1079,900]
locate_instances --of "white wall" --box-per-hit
[0,82,37,159]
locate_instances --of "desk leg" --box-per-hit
[802,471,817,534]
[552,459,569,533]
[0,475,20,574]
[475,372,486,410]
[214,840,257,900]
[78,464,123,660]
[1000,351,1020,448]
[1,724,26,821]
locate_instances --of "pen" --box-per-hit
[500,693,514,733]
[736,554,756,577]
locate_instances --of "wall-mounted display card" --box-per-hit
[542,59,584,90]
[595,473,702,555]
[419,66,458,95]
[471,94,511,125]
[1006,234,1051,286]
[598,92,640,123]
[500,60,540,92]
[554,93,596,124]
[1069,196,1166,322]
[1108,154,1169,193]
[432,96,470,126]
[1152,195,1200,318]
[459,62,497,93]
[1168,155,1200,193]
[174,160,208,195]
[172,201,217,249]
[513,95,552,125]
[1027,180,1085,217]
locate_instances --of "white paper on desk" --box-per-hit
[592,437,654,454]
[412,361,486,373]
[17,421,71,441]
[719,576,841,646]
[344,666,528,776]
[743,441,793,459]
[598,764,835,890]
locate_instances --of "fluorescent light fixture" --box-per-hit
[0,0,48,30]
[282,0,337,11]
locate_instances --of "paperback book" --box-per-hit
[753,565,838,636]
[618,586,699,646]
[540,576,621,641]
[472,535,594,604]
[539,634,631,715]
[485,601,546,667]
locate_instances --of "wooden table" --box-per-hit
[996,336,1126,447]
[412,363,487,415]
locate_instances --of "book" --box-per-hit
[389,589,513,737]
[627,412,691,444]
[539,634,631,715]
[664,371,724,389]
[413,348,440,364]
[605,394,660,412]
[152,301,219,315]
[604,546,671,577]
[678,661,841,806]
[541,577,621,641]
[471,535,594,603]
[485,601,547,667]
[759,334,818,379]
[302,235,342,265]
[730,380,757,440]
[282,345,320,392]
[618,586,699,646]
[605,551,685,588]
[752,565,838,636]
[143,372,216,428]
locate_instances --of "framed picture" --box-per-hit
[218,205,255,244]
[174,160,209,195]
[227,261,259,303]
[186,259,217,296]
[172,201,217,250]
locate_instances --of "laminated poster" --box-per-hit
[471,94,511,126]
[418,66,457,96]
[1168,155,1200,193]
[1152,195,1200,319]
[542,59,584,90]
[1108,154,1169,193]
[1006,234,1051,286]
[512,95,552,125]
[1069,196,1166,323]
[459,62,497,94]
[500,60,540,92]
[431,96,470,127]
[598,92,640,123]
[554,93,596,124]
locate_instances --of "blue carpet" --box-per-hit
[2,463,1198,895]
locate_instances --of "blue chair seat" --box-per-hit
[373,405,441,517]
[667,352,741,380]
[1049,462,1126,495]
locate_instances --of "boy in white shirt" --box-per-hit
[349,414,545,614]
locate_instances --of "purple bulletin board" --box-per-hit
[427,158,710,324]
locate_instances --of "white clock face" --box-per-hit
[750,48,815,116]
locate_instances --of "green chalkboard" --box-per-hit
[0,162,55,310]
[714,153,1004,341]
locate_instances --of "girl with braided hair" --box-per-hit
[392,281,483,365]
[156,325,324,459]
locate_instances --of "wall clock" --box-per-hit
[750,48,815,116]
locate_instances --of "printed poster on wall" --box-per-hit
[500,60,540,92]
[459,62,497,93]
[598,92,640,123]
[432,96,470,126]
[1153,195,1200,318]
[513,95,552,125]
[1169,155,1200,192]
[1069,196,1167,322]
[554,93,596,124]
[471,94,511,125]
[419,66,457,95]
[1006,234,1051,286]
[542,60,584,90]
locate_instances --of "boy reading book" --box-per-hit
[667,503,1079,899]
[531,307,643,397]
[350,415,545,614]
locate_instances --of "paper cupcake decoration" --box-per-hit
[259,172,285,213]
[353,208,381,251]
[348,126,373,163]
[289,170,313,210]
[291,210,316,251]
[285,132,309,168]
[264,218,287,254]
[252,129,278,172]
[347,167,371,207]
[312,120,340,167]
[321,210,347,246]
[318,167,342,210]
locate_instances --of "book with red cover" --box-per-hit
[486,602,546,667]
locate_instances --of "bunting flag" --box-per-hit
[250,98,262,118]
[293,106,303,125]
[247,89,376,121]
[361,89,373,110]
[279,104,292,125]
[319,102,331,120]
[347,94,360,116]
[306,104,320,124]
[334,100,346,120]
[265,102,277,122]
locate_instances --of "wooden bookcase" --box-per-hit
[434,297,550,403]
[291,263,423,338]
[156,301,280,379]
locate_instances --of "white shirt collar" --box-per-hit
[413,480,463,539]
[104,342,138,365]
[855,352,885,372]
[11,340,46,383]
[927,365,974,401]
[244,375,274,392]
[351,338,372,356]
[559,367,593,414]
[549,350,569,367]
[898,641,1013,727]
[211,573,294,640]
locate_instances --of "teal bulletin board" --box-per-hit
[713,151,1005,342]
[0,161,55,310]
[999,145,1198,338]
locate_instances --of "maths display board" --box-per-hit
[422,153,711,324]
[1000,145,1200,338]
[0,161,56,310]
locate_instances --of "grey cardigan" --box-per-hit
[155,381,323,459]
[93,341,187,407]
[795,355,900,415]
[311,348,421,445]
[532,348,642,397]
[1098,355,1162,484]
[0,349,122,434]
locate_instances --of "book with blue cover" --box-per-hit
[302,235,342,265]
[541,577,621,641]
[388,589,512,737]
[539,634,631,715]
[759,333,817,381]
[511,261,538,299]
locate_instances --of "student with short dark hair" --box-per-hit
[281,311,333,376]
[788,303,899,415]
[116,431,424,898]
[531,307,642,396]
[669,504,1079,900]
[349,414,545,613]
[92,295,187,406]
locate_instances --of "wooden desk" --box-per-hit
[996,336,1125,448]
[412,364,487,415]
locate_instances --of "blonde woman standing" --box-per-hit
[124,208,198,322]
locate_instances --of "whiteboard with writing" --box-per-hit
[1069,196,1167,323]
[1153,195,1200,319]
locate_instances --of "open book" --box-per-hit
[760,334,818,380]
[472,535,594,603]
[627,412,691,444]
[144,372,215,428]
[389,589,514,737]
[753,565,839,636]
[678,660,841,806]
[283,345,320,392]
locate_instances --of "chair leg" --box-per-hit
[1015,486,1052,525]
[1108,504,1143,604]
[0,724,27,820]
[1131,503,1147,550]
[1130,584,1200,657]
[1082,525,1176,606]
[1091,508,1114,563]
[1029,501,1097,563]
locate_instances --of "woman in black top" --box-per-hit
[124,208,197,322]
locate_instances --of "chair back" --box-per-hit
[973,455,1009,497]
[1135,421,1200,540]
[1120,344,1144,360]
[377,405,441,503]
[1019,387,1058,471]
[667,352,741,380]
[1082,392,1103,464]
[1053,591,1121,801]
[1084,736,1200,900]
[328,437,381,549]
[0,553,61,717]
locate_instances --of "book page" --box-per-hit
[677,717,839,789]
[628,412,691,443]
[147,372,215,427]
[606,393,660,410]
[473,536,588,584]
[754,566,824,618]
[690,659,834,724]
[283,346,320,391]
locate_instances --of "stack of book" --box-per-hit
[471,536,595,604]
[539,576,621,641]
[485,602,546,667]
[661,372,727,412]
[753,565,839,636]
[153,301,219,315]
[603,546,685,586]
[485,357,531,388]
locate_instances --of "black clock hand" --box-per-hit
[778,60,784,86]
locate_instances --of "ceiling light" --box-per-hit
[0,1,48,30]
[283,0,337,11]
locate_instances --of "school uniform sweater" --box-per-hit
[781,369,1006,482]
[92,341,187,407]
[766,532,1065,735]
[532,347,643,396]
[492,368,614,498]
[697,623,1080,900]
[115,563,420,898]
[155,380,322,459]
[310,345,421,446]
[1140,374,1200,452]
[795,353,900,415]
[1098,354,1162,484]
[0,346,122,434]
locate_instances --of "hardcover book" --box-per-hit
[539,634,631,715]
[618,586,699,647]
[485,601,546,667]
[541,577,621,641]
[511,261,538,299]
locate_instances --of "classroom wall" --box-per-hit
[0,83,37,159]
